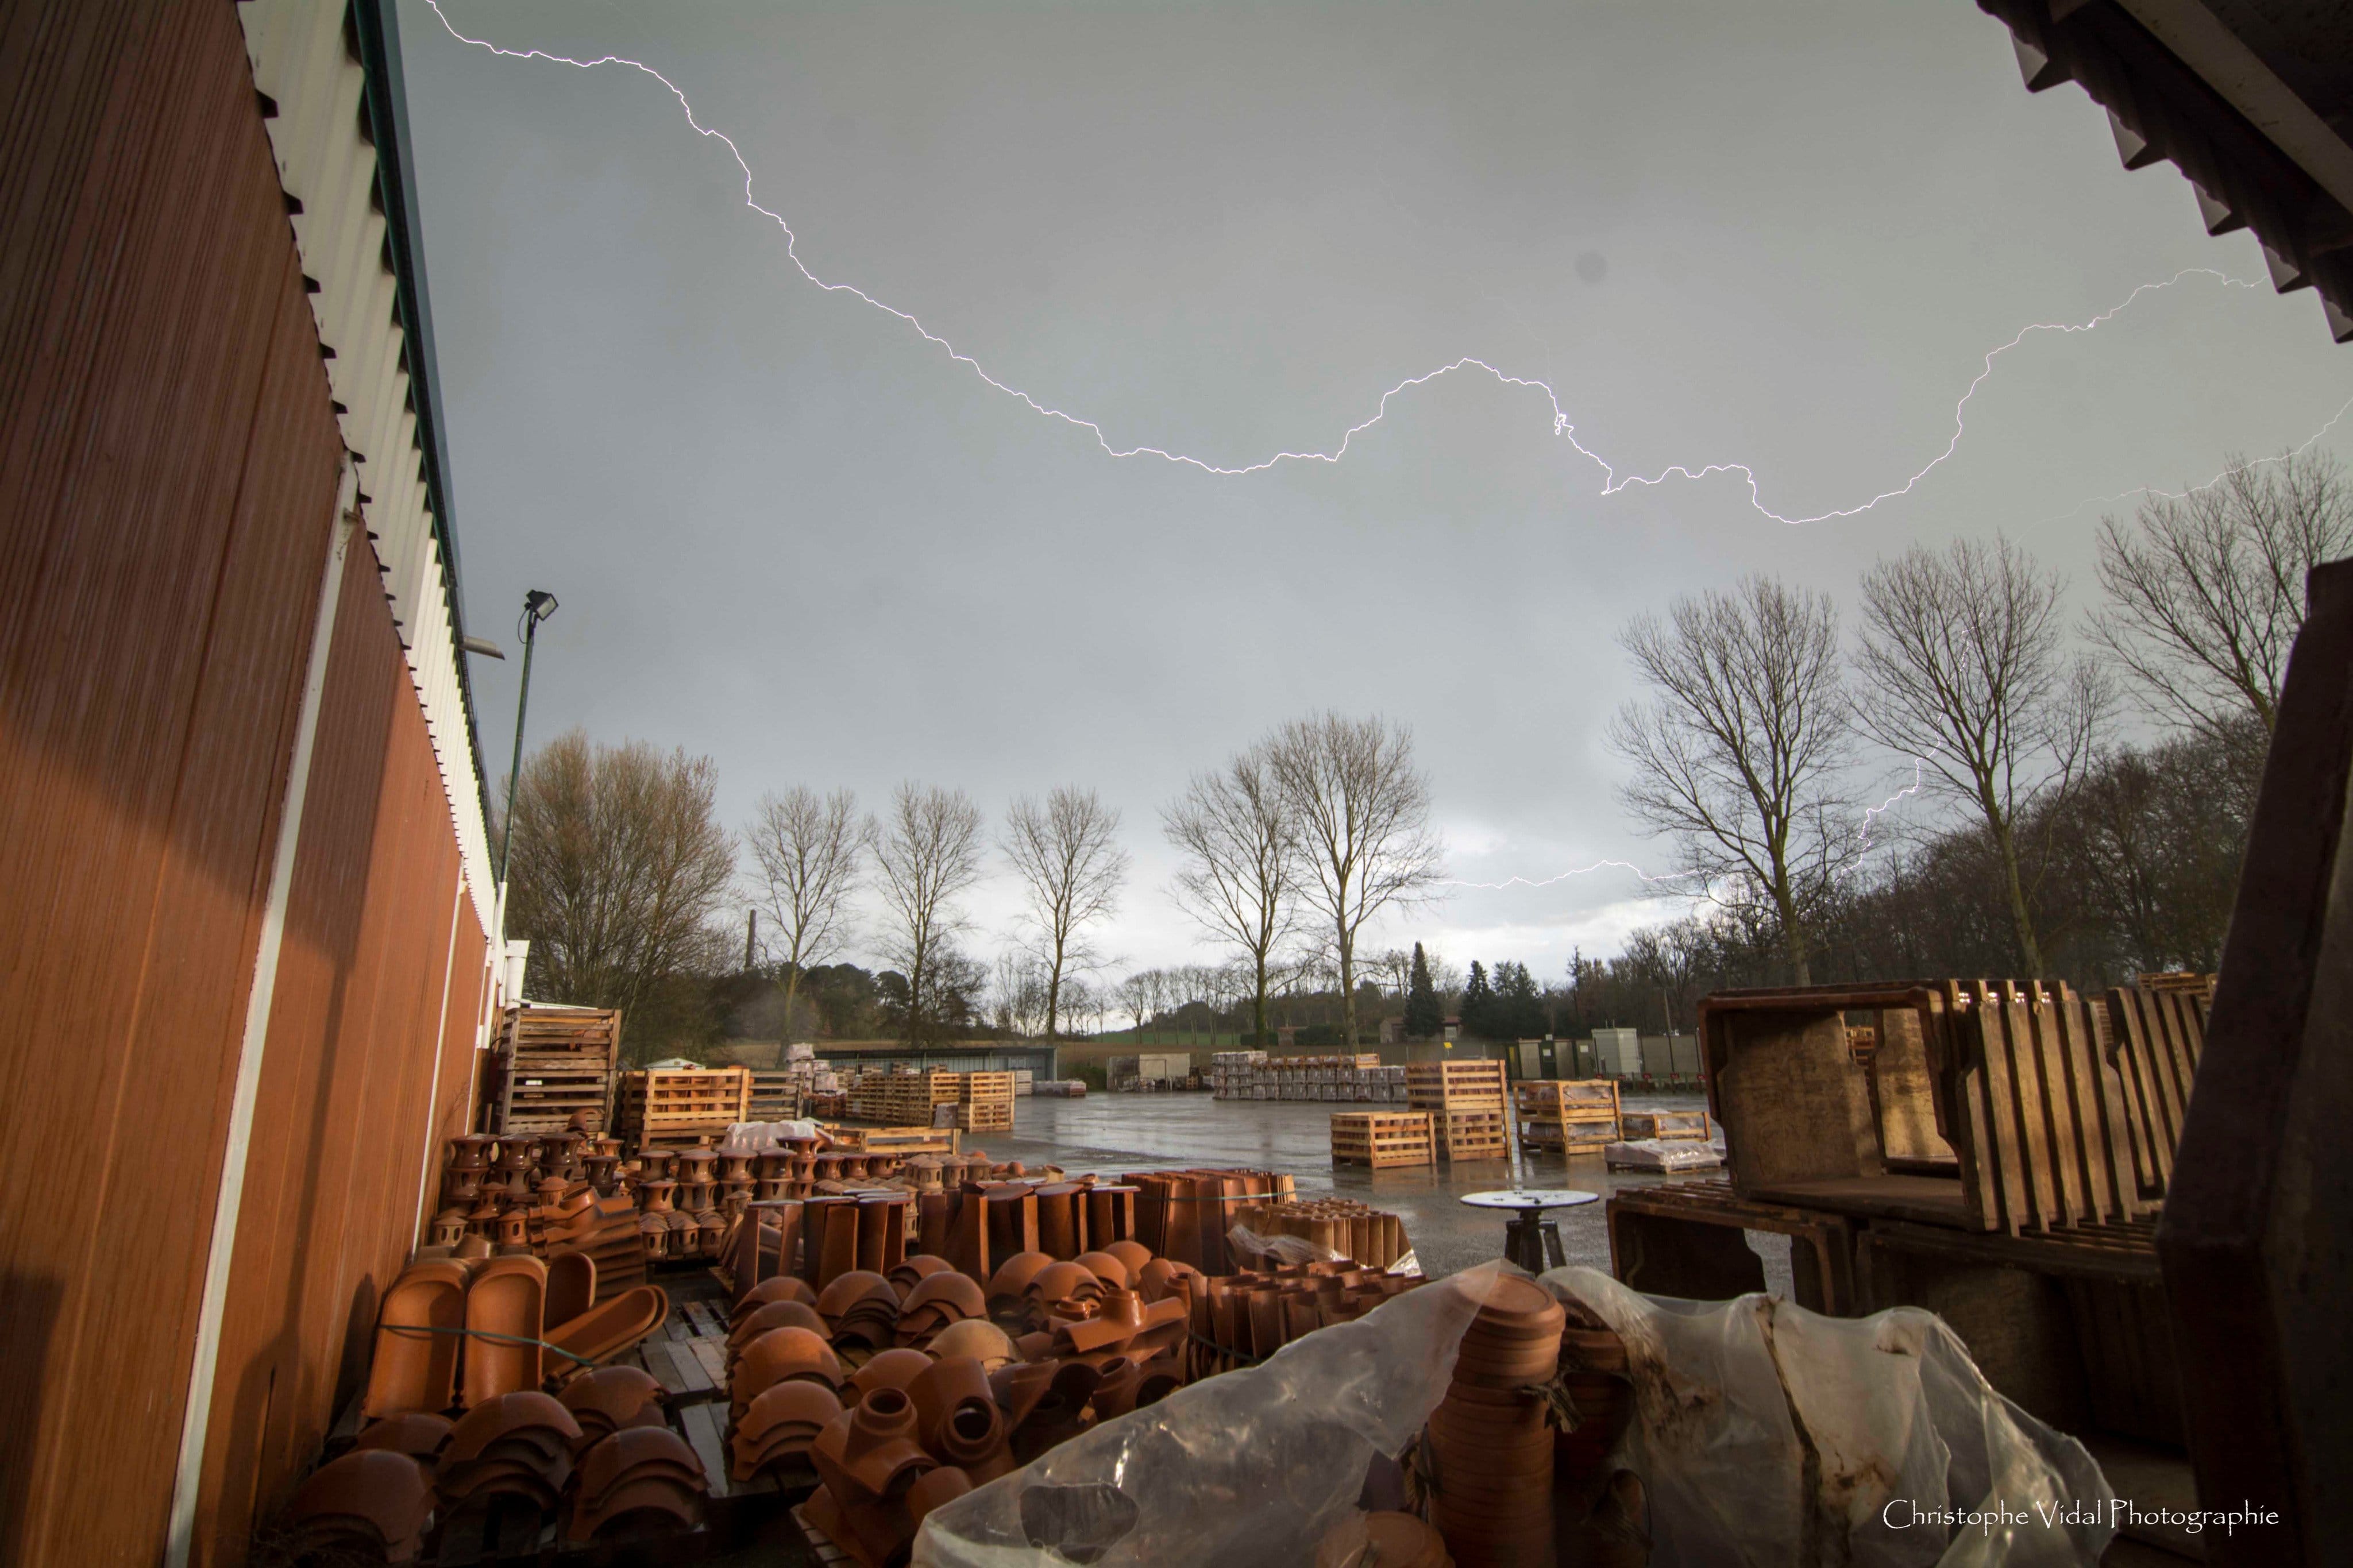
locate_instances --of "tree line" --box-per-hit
[500,449,2345,1058]
[501,712,1445,1058]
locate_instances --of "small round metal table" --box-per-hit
[1459,1188,1601,1273]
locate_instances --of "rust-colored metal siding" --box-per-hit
[0,3,492,1562]
[189,538,494,1563]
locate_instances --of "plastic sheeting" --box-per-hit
[912,1262,2115,1568]
[1535,1266,2113,1568]
[913,1263,1502,1566]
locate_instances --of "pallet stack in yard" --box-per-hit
[953,1071,1016,1130]
[490,1004,620,1134]
[1329,1110,1436,1168]
[1405,1060,1511,1161]
[616,1067,753,1154]
[1514,1079,1622,1155]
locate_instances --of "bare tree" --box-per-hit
[1608,576,1852,984]
[1116,971,1155,1042]
[990,949,1052,1038]
[1854,535,2108,976]
[1162,749,1303,1046]
[743,786,870,1040]
[1264,713,1445,1046]
[1001,786,1129,1042]
[2090,449,2353,748]
[871,782,985,1044]
[504,731,738,1053]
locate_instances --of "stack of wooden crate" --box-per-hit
[491,1003,621,1135]
[1514,1079,1622,1155]
[616,1066,752,1154]
[849,1069,961,1126]
[1329,1110,1435,1168]
[953,1071,1015,1131]
[1603,975,2215,1531]
[1405,1060,1510,1161]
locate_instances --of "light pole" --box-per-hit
[496,589,558,885]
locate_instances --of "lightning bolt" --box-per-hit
[1856,758,1926,852]
[423,4,2279,527]
[2047,390,2353,522]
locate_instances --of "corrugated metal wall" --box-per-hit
[189,539,493,1563]
[0,2,493,1561]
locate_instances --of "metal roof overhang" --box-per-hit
[238,0,499,930]
[1978,0,2353,343]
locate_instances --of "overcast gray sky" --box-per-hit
[403,0,2351,988]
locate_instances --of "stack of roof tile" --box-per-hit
[556,1365,668,1457]
[815,1269,901,1350]
[564,1427,708,1543]
[437,1392,582,1525]
[284,1449,436,1563]
[891,1270,987,1347]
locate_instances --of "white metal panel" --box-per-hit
[240,0,496,937]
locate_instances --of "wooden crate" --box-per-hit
[1330,1110,1434,1168]
[1432,1106,1510,1162]
[1405,1060,1507,1111]
[953,1070,1015,1131]
[617,1067,751,1154]
[1620,1108,1710,1141]
[1514,1079,1618,1156]
[1607,1179,1859,1315]
[493,1003,620,1134]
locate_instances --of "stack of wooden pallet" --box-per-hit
[1405,1060,1510,1161]
[848,1069,961,1126]
[746,1071,801,1121]
[1328,1110,1434,1168]
[1514,1078,1621,1154]
[490,1003,621,1135]
[952,1071,1015,1131]
[616,1067,752,1154]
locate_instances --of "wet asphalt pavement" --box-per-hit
[966,1088,1795,1295]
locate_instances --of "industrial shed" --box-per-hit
[0,1,504,1561]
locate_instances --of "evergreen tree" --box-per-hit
[1404,943,1443,1038]
[1460,960,1495,1039]
[1492,960,1546,1039]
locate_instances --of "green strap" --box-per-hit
[378,1320,599,1368]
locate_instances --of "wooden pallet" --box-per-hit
[2102,980,2209,1200]
[617,1068,752,1154]
[815,1122,959,1157]
[1938,980,2153,1235]
[492,1004,620,1134]
[1329,1110,1434,1168]
[746,1070,804,1121]
[951,1102,1013,1131]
